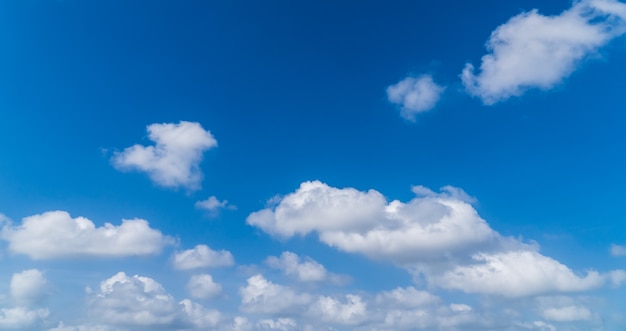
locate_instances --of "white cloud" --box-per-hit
[435,250,606,297]
[449,304,472,313]
[266,251,329,282]
[89,272,180,326]
[542,305,592,322]
[239,274,312,314]
[247,181,496,263]
[368,287,503,331]
[247,181,624,297]
[47,323,115,331]
[179,299,222,329]
[375,286,439,308]
[11,269,48,306]
[230,317,253,331]
[611,244,626,256]
[309,294,367,325]
[187,274,222,300]
[172,244,235,270]
[520,321,557,331]
[87,271,222,329]
[386,75,445,120]
[0,307,49,330]
[111,121,217,190]
[257,318,298,330]
[462,0,626,104]
[195,196,237,215]
[1,211,173,260]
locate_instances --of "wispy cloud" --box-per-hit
[195,196,236,216]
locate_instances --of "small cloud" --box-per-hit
[172,244,235,270]
[542,305,592,322]
[195,196,236,216]
[611,244,626,256]
[265,251,347,284]
[386,75,445,121]
[449,303,472,313]
[111,121,217,191]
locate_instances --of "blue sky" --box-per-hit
[1,0,626,330]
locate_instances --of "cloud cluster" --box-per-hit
[112,121,217,190]
[247,181,623,297]
[236,276,498,330]
[462,0,626,104]
[87,272,221,329]
[1,211,173,259]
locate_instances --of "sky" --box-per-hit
[1,0,626,330]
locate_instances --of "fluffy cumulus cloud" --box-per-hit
[247,181,624,297]
[88,272,180,326]
[87,272,221,329]
[112,121,217,190]
[462,0,626,104]
[386,75,445,120]
[239,274,312,314]
[435,250,606,297]
[1,211,172,259]
[172,244,235,270]
[247,181,496,263]
[10,269,48,306]
[187,274,222,300]
[266,251,329,282]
